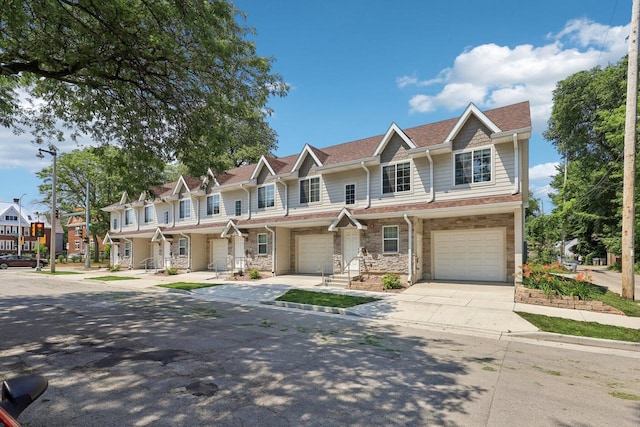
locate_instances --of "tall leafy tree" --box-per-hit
[36,146,167,261]
[544,56,638,260]
[1,0,287,172]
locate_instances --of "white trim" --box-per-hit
[344,183,356,206]
[173,175,190,196]
[328,207,367,232]
[292,144,324,172]
[257,232,268,255]
[251,155,277,180]
[382,225,399,253]
[257,183,276,209]
[452,146,494,187]
[299,175,322,204]
[373,123,417,156]
[444,103,501,143]
[381,160,413,195]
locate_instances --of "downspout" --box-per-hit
[241,184,251,220]
[404,214,413,285]
[277,178,288,216]
[512,133,520,195]
[195,197,201,225]
[180,232,192,272]
[123,236,133,270]
[425,150,434,202]
[360,162,371,208]
[265,225,276,276]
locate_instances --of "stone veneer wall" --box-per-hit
[359,218,410,277]
[515,286,624,315]
[244,229,273,272]
[422,213,515,282]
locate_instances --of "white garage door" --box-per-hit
[433,228,506,282]
[209,239,228,271]
[298,234,333,274]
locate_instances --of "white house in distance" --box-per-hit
[103,101,531,285]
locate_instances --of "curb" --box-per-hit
[507,331,640,353]
[261,300,357,315]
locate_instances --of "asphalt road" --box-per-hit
[1,269,639,426]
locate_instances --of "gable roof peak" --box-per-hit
[373,122,417,156]
[444,102,502,143]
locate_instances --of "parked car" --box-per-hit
[0,255,49,269]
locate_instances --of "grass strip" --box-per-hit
[276,289,378,308]
[156,282,224,291]
[86,275,140,281]
[594,291,640,317]
[516,311,640,343]
[36,271,82,275]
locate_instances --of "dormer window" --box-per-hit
[179,199,191,219]
[144,205,155,223]
[454,148,492,185]
[300,177,320,204]
[258,184,275,209]
[124,209,134,225]
[207,194,220,215]
[382,161,411,194]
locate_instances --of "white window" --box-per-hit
[382,226,399,253]
[5,215,17,221]
[454,148,492,185]
[300,177,320,203]
[113,218,118,230]
[74,241,80,250]
[144,205,154,223]
[163,210,170,224]
[178,238,187,256]
[124,209,134,225]
[179,199,191,219]
[207,194,220,215]
[257,233,268,255]
[382,161,411,194]
[0,241,4,250]
[0,226,4,234]
[124,241,131,257]
[235,200,242,217]
[258,184,275,209]
[345,184,356,205]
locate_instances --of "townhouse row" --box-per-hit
[103,101,531,284]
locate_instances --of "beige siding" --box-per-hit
[432,142,515,201]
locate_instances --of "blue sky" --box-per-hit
[0,0,631,214]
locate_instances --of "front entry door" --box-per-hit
[342,228,360,274]
[233,235,245,272]
[163,241,172,268]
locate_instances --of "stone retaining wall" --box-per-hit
[515,286,624,315]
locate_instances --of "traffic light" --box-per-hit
[31,223,36,236]
[20,235,24,245]
[34,222,45,237]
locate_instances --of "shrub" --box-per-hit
[520,263,603,300]
[109,264,121,272]
[381,273,402,290]
[166,267,178,275]
[249,268,261,279]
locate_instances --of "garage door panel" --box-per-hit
[298,235,333,274]
[433,228,506,282]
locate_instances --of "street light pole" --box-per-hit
[37,148,57,273]
[16,193,26,256]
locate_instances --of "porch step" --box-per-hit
[324,273,351,288]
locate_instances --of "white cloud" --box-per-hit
[529,162,560,181]
[398,19,630,133]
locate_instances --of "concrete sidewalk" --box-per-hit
[62,267,640,348]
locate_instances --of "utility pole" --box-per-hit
[622,0,639,300]
[85,180,91,269]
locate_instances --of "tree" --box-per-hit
[544,57,635,262]
[525,194,561,264]
[1,1,287,171]
[36,146,167,262]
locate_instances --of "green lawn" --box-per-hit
[156,282,224,291]
[276,289,378,308]
[36,270,82,275]
[86,275,140,281]
[595,291,640,317]
[516,311,640,343]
